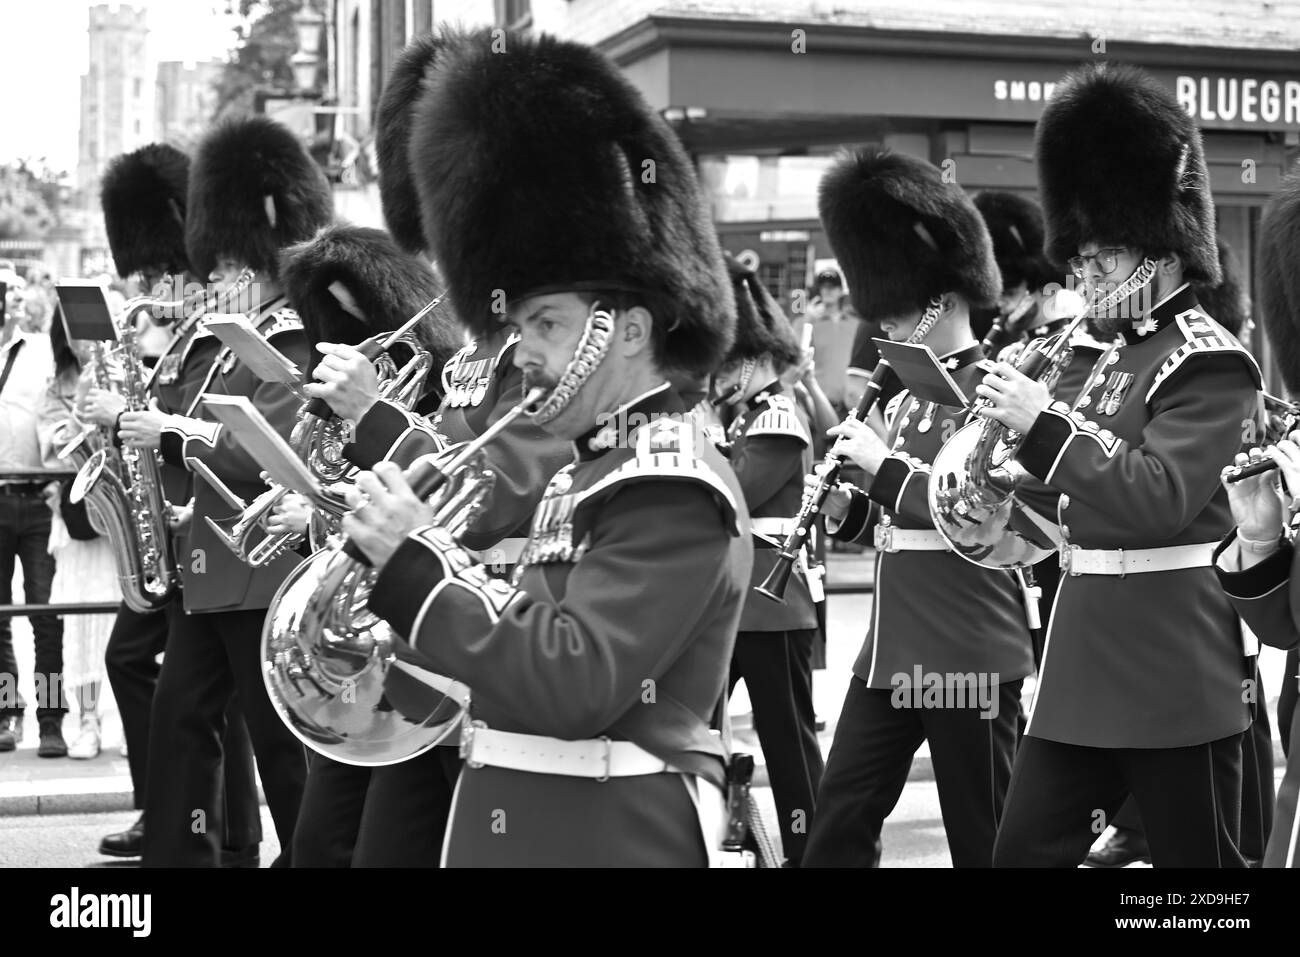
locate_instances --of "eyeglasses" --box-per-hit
[1068,247,1131,279]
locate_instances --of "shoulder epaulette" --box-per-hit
[747,393,810,445]
[440,340,477,393]
[1146,308,1262,402]
[258,307,304,339]
[577,417,740,534]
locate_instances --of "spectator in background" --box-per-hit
[35,309,122,759]
[792,267,861,415]
[0,271,66,755]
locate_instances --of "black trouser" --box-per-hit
[729,629,825,866]
[804,675,1022,867]
[0,489,64,722]
[104,599,263,849]
[141,607,306,867]
[993,733,1246,867]
[1282,648,1299,757]
[352,745,462,867]
[1105,663,1274,863]
[292,754,372,868]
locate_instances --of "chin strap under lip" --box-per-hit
[527,303,618,425]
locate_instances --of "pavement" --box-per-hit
[1,548,1290,831]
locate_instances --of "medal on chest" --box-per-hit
[446,353,497,408]
[517,468,589,571]
[155,353,182,385]
[1098,371,1134,416]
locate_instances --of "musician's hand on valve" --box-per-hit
[341,461,435,569]
[827,417,889,476]
[118,398,166,449]
[1222,448,1284,541]
[974,361,1051,434]
[304,342,380,423]
[81,388,127,427]
[267,492,311,537]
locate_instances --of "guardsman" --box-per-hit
[800,147,1034,868]
[982,64,1262,868]
[1083,235,1275,868]
[80,143,261,866]
[290,31,572,868]
[343,28,750,867]
[270,221,461,868]
[972,191,1062,357]
[119,116,332,866]
[710,253,824,867]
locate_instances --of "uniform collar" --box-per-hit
[936,343,984,370]
[1120,282,1195,345]
[576,381,683,460]
[746,379,785,409]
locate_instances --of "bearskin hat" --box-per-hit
[1192,238,1247,338]
[1259,167,1300,389]
[972,191,1058,293]
[721,253,801,368]
[1036,63,1220,284]
[409,29,734,379]
[376,33,454,254]
[819,147,1000,320]
[185,115,333,281]
[279,224,462,372]
[101,143,191,279]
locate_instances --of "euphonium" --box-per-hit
[927,260,1158,568]
[260,388,543,766]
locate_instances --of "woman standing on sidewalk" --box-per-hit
[36,304,122,760]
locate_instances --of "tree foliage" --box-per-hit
[0,159,68,240]
[211,0,305,120]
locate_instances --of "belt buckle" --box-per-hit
[597,735,612,783]
[873,524,895,553]
[460,718,486,768]
[1061,543,1078,577]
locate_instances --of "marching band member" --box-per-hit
[271,222,459,868]
[344,28,750,867]
[972,191,1062,358]
[801,147,1034,868]
[711,253,824,867]
[295,31,573,867]
[982,64,1261,868]
[80,143,261,866]
[122,116,332,866]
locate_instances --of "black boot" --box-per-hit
[37,719,67,758]
[1084,826,1150,868]
[100,814,145,858]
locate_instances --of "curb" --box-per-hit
[0,777,268,817]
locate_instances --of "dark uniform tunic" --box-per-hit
[369,384,753,866]
[805,343,1033,868]
[104,307,262,852]
[722,382,824,865]
[1214,534,1300,868]
[144,298,310,866]
[994,284,1262,869]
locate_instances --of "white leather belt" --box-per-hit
[751,517,796,539]
[467,536,528,567]
[874,525,949,553]
[459,721,673,781]
[1061,541,1218,577]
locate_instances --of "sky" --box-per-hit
[0,0,245,175]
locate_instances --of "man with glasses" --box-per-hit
[979,64,1262,867]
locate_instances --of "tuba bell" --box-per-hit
[260,388,543,766]
[927,261,1158,568]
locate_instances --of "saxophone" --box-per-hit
[68,269,255,611]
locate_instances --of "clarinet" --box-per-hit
[754,359,893,603]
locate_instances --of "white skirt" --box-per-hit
[48,513,122,689]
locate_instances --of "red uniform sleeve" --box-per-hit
[1016,355,1258,539]
[867,452,933,526]
[1214,532,1300,651]
[369,480,738,739]
[342,398,444,470]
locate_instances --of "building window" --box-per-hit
[133,77,141,97]
[759,262,785,303]
[495,0,532,30]
[134,119,141,134]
